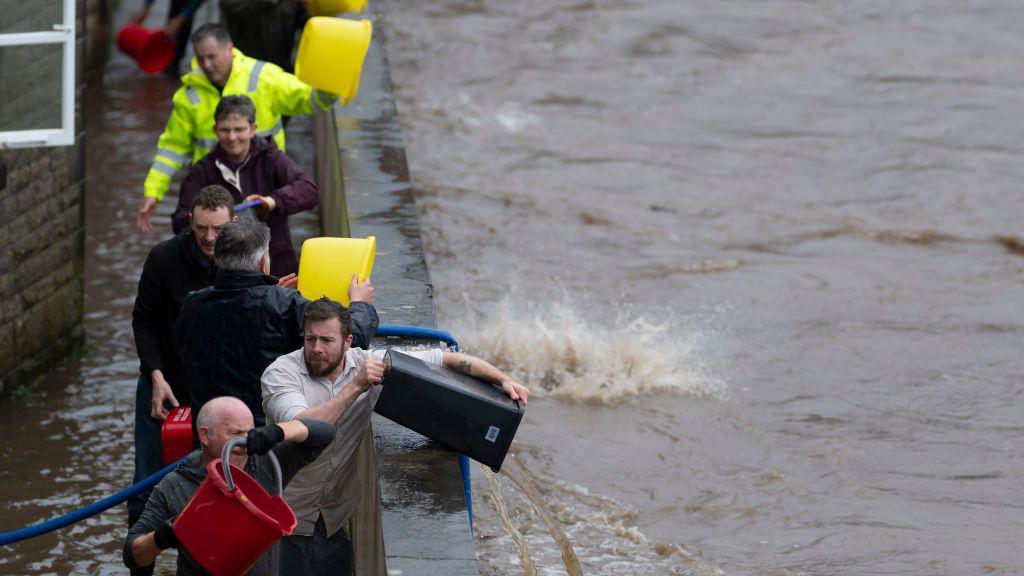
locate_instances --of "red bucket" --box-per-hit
[116,23,174,73]
[161,406,193,466]
[173,440,296,576]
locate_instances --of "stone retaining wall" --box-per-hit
[0,0,94,397]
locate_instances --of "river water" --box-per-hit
[380,0,1024,574]
[1,1,1022,575]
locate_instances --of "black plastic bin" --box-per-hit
[375,349,524,471]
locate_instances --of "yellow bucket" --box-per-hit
[296,17,373,105]
[297,236,376,306]
[307,0,367,16]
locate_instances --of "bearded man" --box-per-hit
[261,298,530,576]
[174,219,377,427]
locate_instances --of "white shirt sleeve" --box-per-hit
[261,355,311,424]
[370,347,443,366]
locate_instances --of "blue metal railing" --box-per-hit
[0,324,473,545]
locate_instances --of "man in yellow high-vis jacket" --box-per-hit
[137,23,336,232]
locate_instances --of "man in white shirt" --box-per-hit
[261,297,529,575]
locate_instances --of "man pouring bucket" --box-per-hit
[123,397,335,576]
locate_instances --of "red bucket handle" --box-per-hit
[221,437,284,496]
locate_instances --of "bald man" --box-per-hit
[123,397,334,576]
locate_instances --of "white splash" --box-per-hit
[495,103,541,134]
[449,298,727,404]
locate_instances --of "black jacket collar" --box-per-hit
[175,230,217,279]
[213,269,278,290]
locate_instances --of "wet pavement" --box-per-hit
[0,1,320,572]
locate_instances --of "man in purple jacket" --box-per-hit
[172,94,318,277]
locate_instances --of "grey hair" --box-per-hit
[196,396,248,430]
[191,23,232,47]
[214,219,270,272]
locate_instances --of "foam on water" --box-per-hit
[448,297,727,404]
[473,456,727,576]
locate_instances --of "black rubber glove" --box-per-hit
[246,424,285,455]
[153,519,179,550]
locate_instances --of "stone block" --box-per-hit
[0,293,21,327]
[51,152,70,188]
[7,157,30,190]
[6,197,65,265]
[13,237,74,295]
[0,321,15,375]
[21,262,76,307]
[0,244,12,275]
[12,281,81,362]
[0,274,12,299]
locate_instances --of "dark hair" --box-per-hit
[191,185,236,217]
[302,297,351,339]
[191,23,232,47]
[214,95,256,125]
[214,219,270,272]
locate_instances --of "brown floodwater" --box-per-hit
[380,0,1024,574]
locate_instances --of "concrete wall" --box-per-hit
[323,12,480,573]
[0,0,92,396]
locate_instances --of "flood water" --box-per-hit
[1,1,1023,575]
[380,0,1024,574]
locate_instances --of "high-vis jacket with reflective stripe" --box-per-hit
[144,48,337,201]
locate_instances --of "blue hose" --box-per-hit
[375,324,459,351]
[0,455,187,546]
[459,453,474,531]
[0,324,474,545]
[376,324,474,529]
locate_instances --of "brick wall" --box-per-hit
[0,0,91,396]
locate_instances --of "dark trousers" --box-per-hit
[129,373,164,576]
[281,515,353,576]
[129,373,165,523]
[166,0,196,75]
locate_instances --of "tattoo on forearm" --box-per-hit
[456,360,472,374]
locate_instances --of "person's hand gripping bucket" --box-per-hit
[296,17,374,106]
[171,438,297,576]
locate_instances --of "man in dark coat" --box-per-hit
[174,218,378,426]
[220,0,308,73]
[129,186,238,535]
[130,186,371,536]
[171,94,318,277]
[123,396,335,576]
